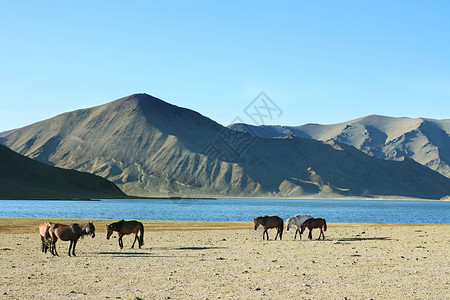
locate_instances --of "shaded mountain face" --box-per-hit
[230,115,450,179]
[1,94,449,199]
[0,144,125,199]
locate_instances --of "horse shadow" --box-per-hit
[335,236,392,242]
[96,246,228,257]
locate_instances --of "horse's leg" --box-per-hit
[308,228,313,240]
[68,240,73,256]
[118,234,123,249]
[72,240,78,256]
[49,240,57,256]
[262,229,267,241]
[131,233,138,249]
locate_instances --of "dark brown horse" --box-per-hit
[39,222,57,255]
[300,218,327,240]
[106,220,144,249]
[253,215,284,240]
[47,222,96,256]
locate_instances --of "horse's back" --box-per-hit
[268,216,284,228]
[118,220,142,234]
[50,224,73,241]
[305,217,326,228]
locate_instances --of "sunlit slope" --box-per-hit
[1,94,449,199]
[231,115,450,179]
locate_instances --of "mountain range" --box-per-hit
[230,115,450,179]
[1,93,449,199]
[0,144,125,199]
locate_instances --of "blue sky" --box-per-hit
[1,1,449,132]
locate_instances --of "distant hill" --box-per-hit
[230,115,450,179]
[1,94,449,199]
[0,144,126,199]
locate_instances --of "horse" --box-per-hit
[47,222,96,256]
[300,218,327,240]
[106,220,144,249]
[39,222,57,255]
[286,214,313,239]
[253,215,284,241]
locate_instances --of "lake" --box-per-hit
[1,198,449,223]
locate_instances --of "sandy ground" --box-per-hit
[0,218,449,300]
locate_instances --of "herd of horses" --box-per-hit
[253,214,327,241]
[39,220,144,256]
[39,215,326,256]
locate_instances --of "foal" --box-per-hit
[300,218,327,240]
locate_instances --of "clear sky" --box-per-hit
[1,1,449,132]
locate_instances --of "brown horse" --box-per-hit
[47,222,96,256]
[39,222,57,255]
[106,220,144,249]
[253,215,284,241]
[300,218,327,240]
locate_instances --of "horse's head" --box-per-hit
[300,223,306,234]
[286,217,293,231]
[106,224,114,240]
[86,222,95,238]
[253,218,259,230]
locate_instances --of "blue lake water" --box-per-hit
[0,198,449,223]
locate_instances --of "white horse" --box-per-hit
[286,214,313,239]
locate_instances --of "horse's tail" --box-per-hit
[323,219,327,231]
[279,219,284,240]
[44,226,52,241]
[139,223,144,246]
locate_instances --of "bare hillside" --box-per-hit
[1,94,449,199]
[231,115,450,178]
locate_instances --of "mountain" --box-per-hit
[1,94,449,199]
[230,115,450,179]
[0,144,126,199]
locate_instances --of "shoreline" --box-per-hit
[0,195,446,201]
[0,217,446,234]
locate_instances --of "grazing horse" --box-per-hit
[39,222,57,255]
[286,214,313,239]
[253,215,284,241]
[47,222,96,256]
[300,218,327,240]
[106,220,144,249]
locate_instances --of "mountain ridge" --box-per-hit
[230,115,450,178]
[1,94,449,199]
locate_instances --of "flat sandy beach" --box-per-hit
[0,218,449,299]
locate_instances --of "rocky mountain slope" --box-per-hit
[0,144,126,199]
[1,94,449,199]
[231,115,450,179]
